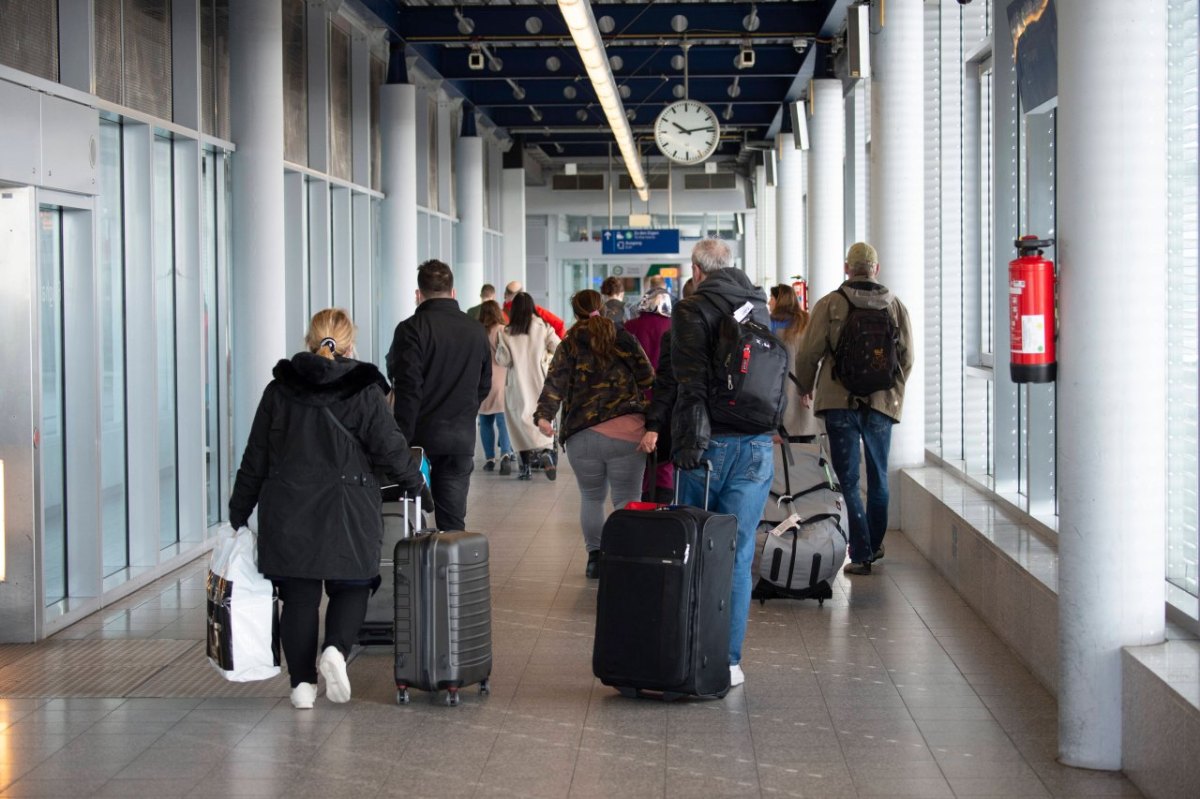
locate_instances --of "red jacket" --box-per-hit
[504,301,565,339]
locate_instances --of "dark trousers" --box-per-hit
[426,452,474,531]
[823,407,895,564]
[274,578,370,687]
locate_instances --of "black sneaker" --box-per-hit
[498,454,513,476]
[540,451,557,481]
[585,550,600,579]
[483,459,496,472]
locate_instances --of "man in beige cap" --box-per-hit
[794,242,914,575]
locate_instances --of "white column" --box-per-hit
[869,0,924,509]
[501,167,526,287]
[776,140,806,286]
[1056,0,1167,770]
[846,83,869,245]
[807,79,845,301]
[455,135,485,302]
[380,83,418,341]
[229,0,285,455]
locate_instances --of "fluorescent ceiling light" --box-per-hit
[556,0,648,202]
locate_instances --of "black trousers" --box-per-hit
[274,578,370,687]
[426,452,474,531]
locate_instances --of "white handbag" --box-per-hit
[206,523,281,682]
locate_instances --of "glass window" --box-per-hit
[39,207,66,605]
[328,18,353,181]
[566,215,589,242]
[153,135,178,550]
[428,97,439,213]
[1168,0,1199,599]
[0,0,59,82]
[98,120,128,576]
[283,0,308,165]
[203,150,221,526]
[979,61,995,359]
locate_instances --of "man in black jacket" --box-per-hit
[670,238,780,690]
[388,260,492,531]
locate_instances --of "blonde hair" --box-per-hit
[305,308,356,360]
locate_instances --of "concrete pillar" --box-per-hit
[380,83,419,341]
[807,78,845,301]
[1056,0,1167,769]
[501,168,526,287]
[455,135,485,302]
[869,0,924,509]
[229,0,286,454]
[776,141,806,287]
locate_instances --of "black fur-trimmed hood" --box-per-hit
[272,352,390,405]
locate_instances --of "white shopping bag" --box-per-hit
[206,523,281,682]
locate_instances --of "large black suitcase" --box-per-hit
[392,497,493,706]
[592,466,738,700]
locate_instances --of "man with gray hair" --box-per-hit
[670,236,784,690]
[794,242,914,575]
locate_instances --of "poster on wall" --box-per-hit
[1007,0,1058,113]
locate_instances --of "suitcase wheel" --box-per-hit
[395,686,410,705]
[445,688,461,707]
[817,598,825,607]
[617,686,639,700]
[479,678,491,695]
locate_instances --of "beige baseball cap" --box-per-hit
[846,242,878,268]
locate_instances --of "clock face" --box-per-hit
[653,101,721,165]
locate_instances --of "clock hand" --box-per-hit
[672,121,690,134]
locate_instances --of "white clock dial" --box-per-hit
[653,100,721,166]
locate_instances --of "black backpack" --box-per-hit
[832,288,901,397]
[704,295,789,431]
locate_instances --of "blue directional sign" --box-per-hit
[601,228,681,255]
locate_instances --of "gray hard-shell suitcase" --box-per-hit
[392,496,493,706]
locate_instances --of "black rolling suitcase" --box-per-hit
[592,464,738,700]
[392,496,493,706]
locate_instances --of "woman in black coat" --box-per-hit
[229,308,424,710]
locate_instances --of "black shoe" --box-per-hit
[483,459,496,472]
[585,550,600,579]
[843,561,872,575]
[872,544,885,562]
[498,454,513,476]
[540,451,557,481]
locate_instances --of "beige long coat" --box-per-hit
[495,316,560,451]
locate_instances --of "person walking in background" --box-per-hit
[466,283,496,321]
[503,280,566,338]
[477,300,516,474]
[769,284,821,439]
[671,237,784,690]
[496,292,560,479]
[229,309,426,709]
[600,276,631,326]
[624,288,675,502]
[387,260,492,532]
[794,242,914,575]
[534,290,656,578]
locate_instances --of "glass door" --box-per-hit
[38,207,66,606]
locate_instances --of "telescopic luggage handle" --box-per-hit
[673,459,714,510]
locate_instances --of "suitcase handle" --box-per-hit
[402,491,436,537]
[672,459,714,510]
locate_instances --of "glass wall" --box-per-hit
[98,120,128,577]
[203,150,222,527]
[153,135,178,550]
[39,208,66,606]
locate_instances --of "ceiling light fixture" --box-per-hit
[723,103,734,121]
[529,106,543,122]
[556,0,648,201]
[454,8,475,35]
[507,78,526,101]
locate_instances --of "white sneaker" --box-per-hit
[318,646,352,703]
[729,663,746,688]
[290,682,317,709]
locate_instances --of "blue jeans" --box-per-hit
[677,434,774,667]
[823,408,894,564]
[478,413,513,460]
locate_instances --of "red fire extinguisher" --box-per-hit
[791,279,809,312]
[1009,236,1056,383]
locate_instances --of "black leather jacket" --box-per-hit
[669,269,773,455]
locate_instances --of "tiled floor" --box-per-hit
[0,463,1145,797]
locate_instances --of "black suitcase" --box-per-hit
[392,497,493,706]
[592,465,738,700]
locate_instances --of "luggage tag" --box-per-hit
[769,513,803,538]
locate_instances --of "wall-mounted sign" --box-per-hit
[601,228,681,255]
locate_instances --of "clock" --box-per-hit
[653,100,721,165]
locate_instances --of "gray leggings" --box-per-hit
[565,428,647,552]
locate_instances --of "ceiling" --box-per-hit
[356,0,855,169]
